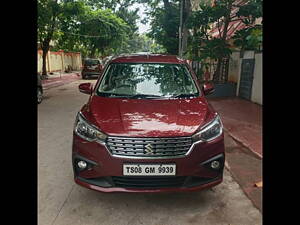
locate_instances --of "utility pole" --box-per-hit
[178,0,184,57]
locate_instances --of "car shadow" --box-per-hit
[82,187,216,211]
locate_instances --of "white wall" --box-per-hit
[243,51,255,59]
[228,51,240,83]
[64,54,73,68]
[49,53,63,72]
[37,50,82,73]
[251,53,262,105]
[37,51,43,73]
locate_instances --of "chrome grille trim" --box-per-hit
[106,136,193,158]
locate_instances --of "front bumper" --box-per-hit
[75,176,223,193]
[72,133,225,193]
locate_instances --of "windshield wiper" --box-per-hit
[171,93,197,98]
[98,92,132,98]
[129,94,167,99]
[98,92,166,99]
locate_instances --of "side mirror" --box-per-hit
[79,83,93,95]
[203,82,215,95]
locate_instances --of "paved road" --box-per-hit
[38,80,262,225]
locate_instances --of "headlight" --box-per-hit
[192,115,223,142]
[74,112,107,143]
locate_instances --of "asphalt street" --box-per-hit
[38,79,262,225]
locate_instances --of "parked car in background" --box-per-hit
[37,74,43,104]
[72,54,225,193]
[81,58,103,79]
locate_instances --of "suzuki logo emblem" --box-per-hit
[145,144,154,155]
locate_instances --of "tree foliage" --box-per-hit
[79,8,129,57]
[38,0,85,74]
[38,0,145,71]
[54,1,133,57]
[186,0,262,82]
[233,24,262,50]
[145,0,180,55]
[233,0,263,50]
[116,33,166,53]
[83,0,140,38]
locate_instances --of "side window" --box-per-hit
[100,65,114,89]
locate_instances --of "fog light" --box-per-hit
[77,160,87,169]
[211,160,220,169]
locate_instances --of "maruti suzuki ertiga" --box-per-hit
[72,54,225,193]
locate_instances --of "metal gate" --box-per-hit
[211,57,230,83]
[239,58,255,100]
[220,57,229,83]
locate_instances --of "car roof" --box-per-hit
[109,53,186,64]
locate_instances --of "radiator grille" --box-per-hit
[106,136,193,158]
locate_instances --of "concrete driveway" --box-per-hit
[38,80,262,225]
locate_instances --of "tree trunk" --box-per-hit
[39,0,58,76]
[41,45,49,76]
[181,0,191,56]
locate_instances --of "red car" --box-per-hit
[81,58,103,79]
[72,54,225,193]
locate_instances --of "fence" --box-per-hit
[37,50,82,73]
[187,50,262,105]
[187,57,230,83]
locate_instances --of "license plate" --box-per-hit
[123,164,176,176]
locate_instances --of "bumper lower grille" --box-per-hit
[77,176,221,189]
[112,176,187,188]
[106,136,193,158]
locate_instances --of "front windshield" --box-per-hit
[97,63,199,98]
[85,59,100,66]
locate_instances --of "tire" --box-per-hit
[38,87,43,104]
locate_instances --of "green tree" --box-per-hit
[77,9,130,57]
[212,0,262,81]
[83,0,141,52]
[233,0,263,51]
[145,0,180,55]
[38,0,61,75]
[233,25,262,51]
[186,0,262,82]
[38,0,86,75]
[186,3,218,60]
[117,33,149,53]
[116,34,165,53]
[38,0,141,69]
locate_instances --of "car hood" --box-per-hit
[83,95,215,137]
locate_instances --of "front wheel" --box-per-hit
[37,87,43,104]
